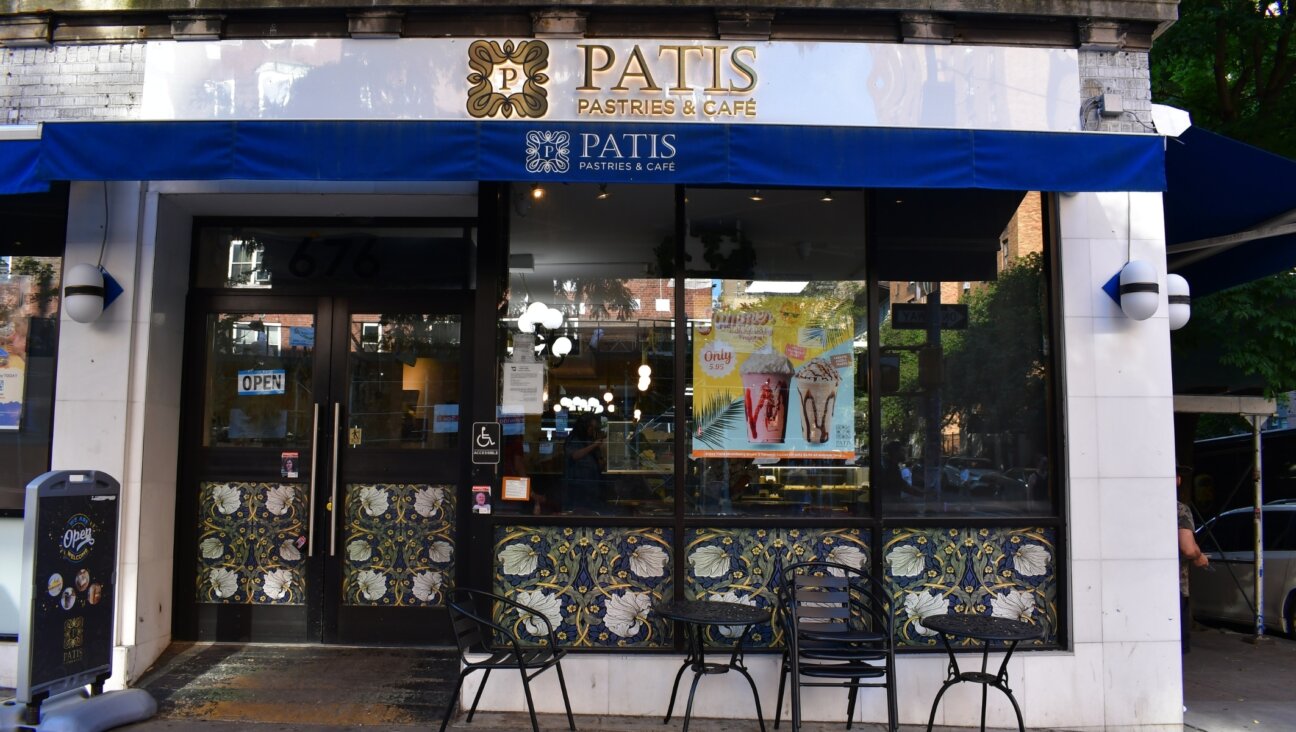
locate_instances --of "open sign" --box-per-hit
[237,369,286,395]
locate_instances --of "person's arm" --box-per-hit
[1178,528,1210,568]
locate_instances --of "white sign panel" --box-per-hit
[237,369,286,396]
[501,362,546,415]
[142,39,1080,133]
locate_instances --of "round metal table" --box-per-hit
[656,599,771,732]
[921,613,1041,732]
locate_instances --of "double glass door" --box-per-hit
[181,294,467,644]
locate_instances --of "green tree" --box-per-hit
[1171,270,1296,399]
[942,253,1048,436]
[1151,0,1296,157]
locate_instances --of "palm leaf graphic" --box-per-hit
[695,399,747,450]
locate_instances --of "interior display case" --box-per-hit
[606,420,673,474]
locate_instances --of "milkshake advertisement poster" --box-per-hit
[0,275,31,431]
[692,296,855,459]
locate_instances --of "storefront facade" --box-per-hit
[0,3,1184,728]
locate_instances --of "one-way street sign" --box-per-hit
[891,303,969,330]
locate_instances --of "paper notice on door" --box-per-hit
[501,362,545,415]
[501,476,531,501]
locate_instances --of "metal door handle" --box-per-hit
[307,403,320,557]
[329,401,341,556]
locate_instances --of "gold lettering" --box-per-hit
[612,46,660,92]
[578,44,615,91]
[730,46,757,93]
[498,67,518,91]
[659,45,704,93]
[705,46,726,93]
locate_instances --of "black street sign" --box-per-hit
[471,422,501,465]
[891,303,969,330]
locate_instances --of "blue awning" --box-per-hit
[0,138,48,194]
[1166,126,1296,295]
[3,120,1165,194]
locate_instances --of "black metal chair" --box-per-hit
[774,561,898,732]
[440,587,576,732]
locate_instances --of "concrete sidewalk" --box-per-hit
[5,625,1294,731]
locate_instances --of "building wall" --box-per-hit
[0,36,1182,730]
[1080,49,1154,134]
[0,44,144,123]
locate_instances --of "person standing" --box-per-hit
[564,414,604,512]
[1177,466,1209,653]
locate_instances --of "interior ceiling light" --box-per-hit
[597,184,610,200]
[820,190,834,202]
[531,183,545,200]
[749,190,764,202]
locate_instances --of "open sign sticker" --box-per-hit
[238,369,286,395]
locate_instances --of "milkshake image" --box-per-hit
[740,352,793,443]
[795,357,841,444]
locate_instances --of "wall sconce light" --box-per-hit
[1167,274,1191,330]
[820,190,834,202]
[1103,260,1159,321]
[596,184,610,200]
[749,190,764,202]
[531,183,545,200]
[64,263,107,323]
[1118,260,1159,321]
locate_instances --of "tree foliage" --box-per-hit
[1171,269,1296,398]
[1151,0,1296,157]
[943,253,1048,434]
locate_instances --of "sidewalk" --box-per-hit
[5,626,1294,731]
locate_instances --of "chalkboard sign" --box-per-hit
[17,471,120,706]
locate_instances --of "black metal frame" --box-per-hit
[172,215,482,644]
[481,185,1069,655]
[441,587,576,732]
[776,560,898,732]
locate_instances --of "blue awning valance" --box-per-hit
[1,120,1165,194]
[1165,126,1296,295]
[0,138,48,194]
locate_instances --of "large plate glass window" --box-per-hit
[496,183,676,516]
[873,190,1053,516]
[683,188,870,517]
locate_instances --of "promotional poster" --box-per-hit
[0,275,31,431]
[692,294,855,459]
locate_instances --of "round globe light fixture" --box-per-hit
[64,263,106,324]
[1167,274,1191,331]
[1118,260,1159,321]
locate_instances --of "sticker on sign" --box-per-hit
[237,369,286,395]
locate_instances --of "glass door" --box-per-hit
[326,297,466,644]
[180,295,467,644]
[186,298,328,642]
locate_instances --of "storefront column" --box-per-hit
[51,182,190,687]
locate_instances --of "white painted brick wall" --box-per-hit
[0,43,145,123]
[1079,49,1154,134]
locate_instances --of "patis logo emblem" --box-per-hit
[525,131,570,173]
[466,40,550,119]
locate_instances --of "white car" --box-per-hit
[1190,502,1296,635]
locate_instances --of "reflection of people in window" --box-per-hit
[881,441,922,502]
[564,414,604,512]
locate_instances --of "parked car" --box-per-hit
[1191,502,1296,635]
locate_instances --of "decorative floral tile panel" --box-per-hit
[196,481,308,605]
[683,527,872,648]
[493,526,674,648]
[884,527,1058,648]
[343,484,456,607]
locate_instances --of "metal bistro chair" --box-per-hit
[440,588,576,732]
[775,561,898,732]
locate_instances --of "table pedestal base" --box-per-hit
[662,622,766,732]
[924,637,1025,732]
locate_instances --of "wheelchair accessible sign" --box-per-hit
[471,422,501,465]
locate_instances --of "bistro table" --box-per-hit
[656,599,771,732]
[922,613,1042,732]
